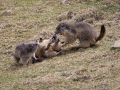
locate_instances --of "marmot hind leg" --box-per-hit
[14,55,20,64]
[79,40,91,48]
[21,56,30,66]
[89,39,96,47]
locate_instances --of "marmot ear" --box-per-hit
[65,24,69,30]
[39,37,43,42]
[56,25,59,30]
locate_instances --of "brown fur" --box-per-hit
[35,38,51,62]
[44,37,62,58]
[55,22,106,48]
[35,35,62,61]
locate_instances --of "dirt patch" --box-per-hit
[0,24,15,29]
[61,0,95,5]
[27,7,44,13]
[102,0,120,8]
[34,30,54,41]
[22,75,57,86]
[56,10,75,21]
[1,10,16,16]
[56,7,104,23]
[16,21,40,29]
[73,8,104,23]
[60,66,90,82]
[95,84,111,90]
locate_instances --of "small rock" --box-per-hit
[111,39,120,49]
[61,0,71,5]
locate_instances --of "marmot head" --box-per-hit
[36,37,43,44]
[55,22,69,35]
[26,42,38,53]
[36,34,57,45]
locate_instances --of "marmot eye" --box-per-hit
[61,25,64,27]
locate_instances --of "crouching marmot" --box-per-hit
[35,34,62,62]
[55,22,106,48]
[14,42,38,66]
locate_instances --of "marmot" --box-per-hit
[35,35,62,61]
[55,22,106,48]
[44,37,62,58]
[14,42,38,66]
[35,38,49,62]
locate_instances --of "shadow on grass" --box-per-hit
[7,63,23,71]
[62,44,99,55]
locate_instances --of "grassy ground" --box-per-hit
[0,0,120,90]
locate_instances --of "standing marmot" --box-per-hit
[55,22,106,48]
[14,42,38,66]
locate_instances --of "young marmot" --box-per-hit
[44,37,62,58]
[55,22,106,48]
[35,38,50,62]
[14,42,38,66]
[35,35,62,61]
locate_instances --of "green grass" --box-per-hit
[0,0,120,90]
